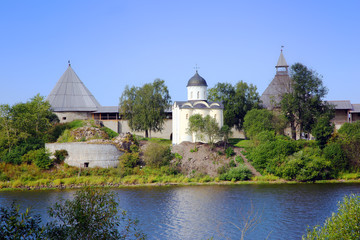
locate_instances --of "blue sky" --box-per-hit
[1,0,359,106]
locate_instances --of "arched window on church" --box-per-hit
[191,92,193,99]
[214,114,216,119]
[197,91,199,99]
[186,114,188,119]
[204,91,206,98]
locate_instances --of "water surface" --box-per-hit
[1,183,359,240]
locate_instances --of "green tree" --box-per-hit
[11,94,57,139]
[0,202,45,239]
[203,115,221,147]
[0,104,23,153]
[187,114,220,147]
[311,116,334,149]
[337,122,360,169]
[281,63,333,140]
[143,142,172,168]
[48,187,146,240]
[220,124,233,149]
[303,194,360,240]
[187,114,205,143]
[119,79,171,138]
[243,109,275,139]
[0,188,146,240]
[208,81,261,130]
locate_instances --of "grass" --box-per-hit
[136,136,172,146]
[230,138,253,148]
[339,172,360,180]
[234,140,253,148]
[252,174,280,182]
[68,120,85,129]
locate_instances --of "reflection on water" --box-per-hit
[1,183,360,240]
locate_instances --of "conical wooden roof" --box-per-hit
[46,65,101,112]
[276,51,288,67]
[261,51,292,109]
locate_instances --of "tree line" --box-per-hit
[119,63,333,144]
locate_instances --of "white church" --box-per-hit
[172,71,224,144]
[46,64,224,145]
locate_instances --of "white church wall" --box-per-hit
[179,108,193,143]
[187,86,207,101]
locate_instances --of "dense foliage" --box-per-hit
[243,109,275,139]
[219,164,252,181]
[303,194,360,240]
[0,187,146,240]
[0,202,44,239]
[119,79,171,138]
[143,142,173,168]
[246,131,339,181]
[0,95,59,165]
[280,63,334,139]
[332,121,360,170]
[187,114,221,146]
[208,81,261,130]
[311,116,334,149]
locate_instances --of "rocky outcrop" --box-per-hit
[88,132,137,152]
[70,126,109,141]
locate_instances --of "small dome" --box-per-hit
[187,71,208,87]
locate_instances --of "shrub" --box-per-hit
[247,135,297,173]
[243,109,275,139]
[0,172,9,181]
[225,147,235,158]
[2,139,43,165]
[57,129,75,143]
[338,121,360,137]
[323,142,348,172]
[312,116,334,149]
[45,123,70,143]
[235,156,244,164]
[219,164,252,181]
[32,149,53,169]
[0,202,44,239]
[190,147,198,153]
[278,148,332,181]
[254,130,276,144]
[303,194,360,240]
[129,144,139,153]
[21,150,38,164]
[46,187,146,239]
[229,159,236,168]
[174,153,183,160]
[143,142,172,168]
[217,165,229,175]
[54,149,69,164]
[119,152,140,176]
[335,124,360,170]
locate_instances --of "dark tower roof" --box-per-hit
[186,71,208,87]
[46,64,101,112]
[260,50,292,110]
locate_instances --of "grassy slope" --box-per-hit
[1,137,359,190]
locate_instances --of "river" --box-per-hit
[1,183,359,239]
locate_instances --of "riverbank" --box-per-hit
[1,175,360,191]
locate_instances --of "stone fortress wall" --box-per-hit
[46,142,123,168]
